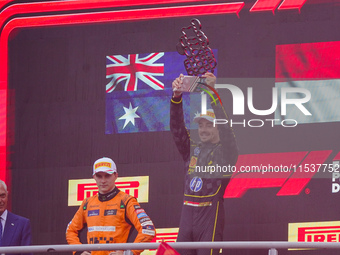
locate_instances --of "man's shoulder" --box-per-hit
[7,211,30,223]
[117,190,135,204]
[84,194,99,203]
[117,190,132,199]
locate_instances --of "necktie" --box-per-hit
[0,217,3,246]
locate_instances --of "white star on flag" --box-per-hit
[119,102,140,129]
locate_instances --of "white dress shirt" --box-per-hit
[0,210,8,235]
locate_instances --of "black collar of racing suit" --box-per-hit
[198,141,221,149]
[98,186,119,202]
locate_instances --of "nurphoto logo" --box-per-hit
[200,83,312,128]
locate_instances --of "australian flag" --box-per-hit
[105,51,214,134]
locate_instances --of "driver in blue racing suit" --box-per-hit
[170,72,238,255]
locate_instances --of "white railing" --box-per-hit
[1,242,340,255]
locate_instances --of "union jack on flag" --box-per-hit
[106,53,165,92]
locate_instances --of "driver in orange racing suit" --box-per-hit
[66,157,155,255]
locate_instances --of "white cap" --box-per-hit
[93,157,117,175]
[193,109,216,123]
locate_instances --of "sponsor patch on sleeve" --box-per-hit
[142,225,155,230]
[142,229,156,236]
[135,209,145,214]
[137,212,148,219]
[139,217,151,223]
[141,220,154,226]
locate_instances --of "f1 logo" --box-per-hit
[224,150,332,198]
[249,0,307,13]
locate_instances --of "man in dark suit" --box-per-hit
[0,180,32,255]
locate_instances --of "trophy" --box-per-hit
[176,18,217,93]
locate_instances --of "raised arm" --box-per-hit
[170,74,191,162]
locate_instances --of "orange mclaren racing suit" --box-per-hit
[66,187,155,255]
